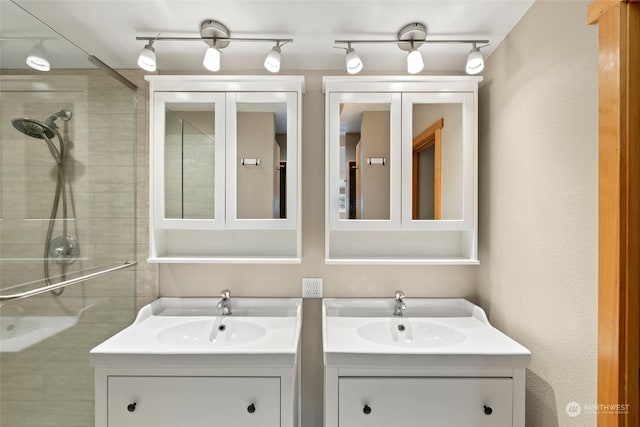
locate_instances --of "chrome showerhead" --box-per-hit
[11,117,56,139]
[45,109,72,127]
[11,111,71,165]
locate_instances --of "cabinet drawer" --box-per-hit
[338,377,512,427]
[108,376,280,427]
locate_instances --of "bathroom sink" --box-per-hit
[356,318,466,348]
[156,317,266,347]
[90,297,302,367]
[323,298,531,369]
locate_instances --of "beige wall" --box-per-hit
[477,1,598,426]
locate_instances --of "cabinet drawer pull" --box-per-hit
[127,402,137,412]
[363,404,372,415]
[247,403,256,414]
[483,405,493,415]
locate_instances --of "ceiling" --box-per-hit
[2,0,534,73]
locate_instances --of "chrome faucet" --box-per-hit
[393,290,407,317]
[216,289,232,316]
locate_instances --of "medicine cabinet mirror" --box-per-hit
[338,97,397,222]
[162,95,224,224]
[324,76,480,264]
[148,76,304,263]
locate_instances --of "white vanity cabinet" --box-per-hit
[146,76,304,263]
[108,376,280,427]
[322,298,531,427]
[323,76,481,264]
[91,298,303,427]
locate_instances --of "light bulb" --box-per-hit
[466,46,484,75]
[345,47,363,74]
[203,46,221,72]
[137,43,156,72]
[406,47,424,74]
[264,45,281,73]
[26,44,50,71]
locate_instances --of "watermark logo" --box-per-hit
[565,401,629,417]
[566,401,582,417]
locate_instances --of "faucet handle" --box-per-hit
[220,289,231,299]
[394,290,405,300]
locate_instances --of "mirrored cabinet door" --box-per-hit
[401,92,474,230]
[327,92,401,230]
[225,92,298,230]
[153,92,226,229]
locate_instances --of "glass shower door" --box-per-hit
[0,2,138,426]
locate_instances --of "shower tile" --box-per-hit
[88,166,134,193]
[0,374,45,401]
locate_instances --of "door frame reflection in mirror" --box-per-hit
[412,118,443,220]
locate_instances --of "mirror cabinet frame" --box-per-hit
[147,75,304,263]
[323,76,482,264]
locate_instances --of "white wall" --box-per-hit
[476,1,598,426]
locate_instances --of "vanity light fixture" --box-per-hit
[345,43,363,75]
[26,42,50,71]
[136,20,293,73]
[264,43,282,73]
[137,40,157,72]
[406,42,424,74]
[334,22,488,75]
[465,42,484,75]
[203,46,221,72]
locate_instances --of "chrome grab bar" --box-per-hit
[0,260,137,302]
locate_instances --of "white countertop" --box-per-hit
[322,298,531,369]
[90,297,302,368]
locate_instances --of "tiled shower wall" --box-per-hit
[0,70,140,427]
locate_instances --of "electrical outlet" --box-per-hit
[302,278,323,298]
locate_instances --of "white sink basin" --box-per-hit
[90,297,302,368]
[323,298,531,369]
[156,318,266,347]
[356,318,466,348]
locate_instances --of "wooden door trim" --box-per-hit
[589,1,640,425]
[412,118,443,220]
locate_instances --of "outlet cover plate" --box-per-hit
[302,278,323,298]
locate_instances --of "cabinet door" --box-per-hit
[108,376,280,427]
[338,377,512,427]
